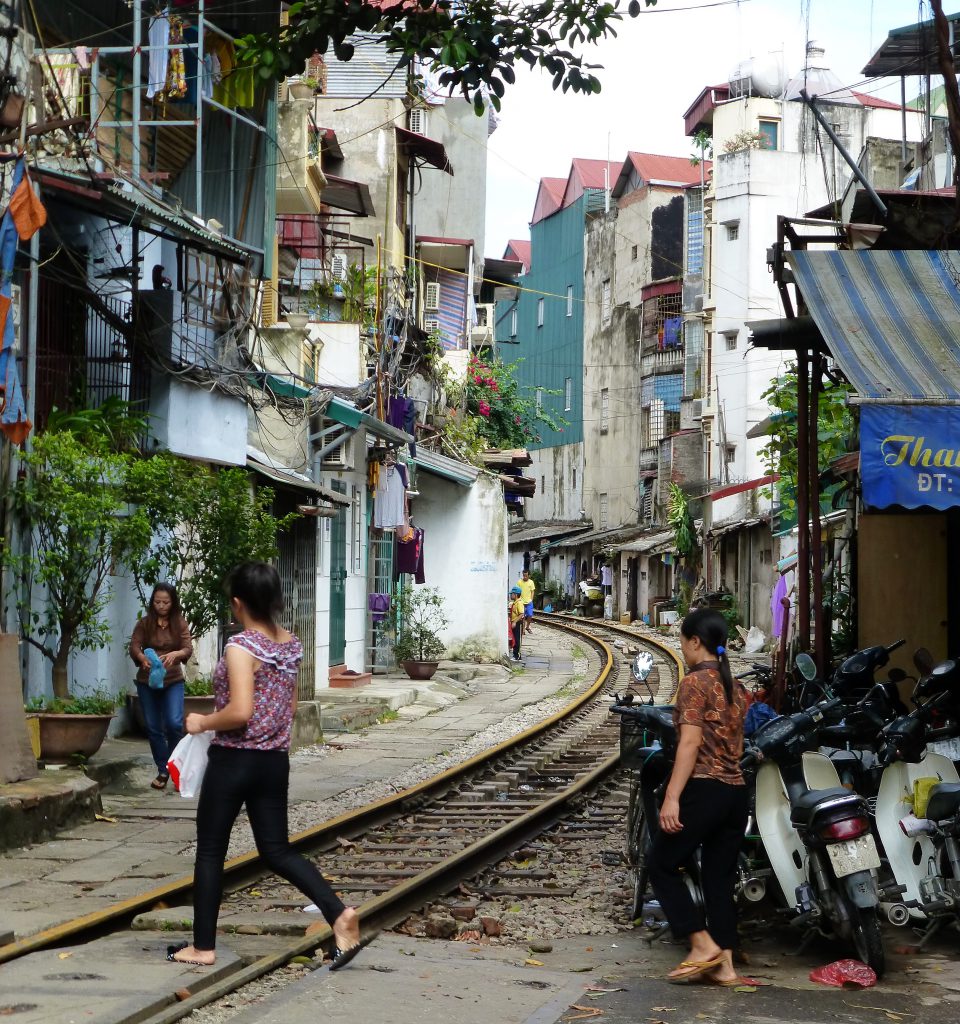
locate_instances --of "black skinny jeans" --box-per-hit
[647,777,749,951]
[193,745,346,950]
[511,622,523,659]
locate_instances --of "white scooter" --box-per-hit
[872,659,960,938]
[747,655,886,975]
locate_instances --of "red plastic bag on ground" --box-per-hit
[809,959,877,988]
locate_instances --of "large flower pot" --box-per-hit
[401,660,440,681]
[28,713,114,763]
[128,693,216,734]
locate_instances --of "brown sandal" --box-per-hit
[151,773,169,790]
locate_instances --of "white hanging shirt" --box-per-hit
[374,464,407,530]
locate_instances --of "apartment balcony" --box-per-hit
[277,100,327,215]
[641,347,684,376]
[639,446,659,471]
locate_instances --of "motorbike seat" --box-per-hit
[789,787,857,826]
[925,783,960,822]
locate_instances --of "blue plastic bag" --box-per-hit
[144,648,166,689]
[744,701,779,737]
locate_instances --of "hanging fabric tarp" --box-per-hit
[0,159,39,445]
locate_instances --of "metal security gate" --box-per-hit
[367,532,394,673]
[275,510,318,701]
[329,482,348,666]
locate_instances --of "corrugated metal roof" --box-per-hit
[507,520,593,546]
[625,151,710,187]
[505,239,531,272]
[788,249,960,403]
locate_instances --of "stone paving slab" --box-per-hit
[0,933,242,1024]
[223,931,589,1024]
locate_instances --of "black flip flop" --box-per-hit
[329,944,361,971]
[166,942,212,967]
[151,773,169,790]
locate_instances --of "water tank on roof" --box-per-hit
[785,41,860,105]
[728,54,789,99]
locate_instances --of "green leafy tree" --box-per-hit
[127,457,300,640]
[393,585,448,663]
[6,431,153,699]
[238,0,660,113]
[758,364,855,518]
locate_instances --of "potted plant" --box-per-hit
[24,690,118,763]
[184,675,216,716]
[393,586,448,680]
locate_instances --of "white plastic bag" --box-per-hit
[743,625,766,654]
[167,732,212,799]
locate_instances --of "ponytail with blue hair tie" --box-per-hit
[716,645,726,656]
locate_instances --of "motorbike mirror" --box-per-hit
[632,651,654,681]
[795,652,818,681]
[914,647,934,676]
[888,668,907,684]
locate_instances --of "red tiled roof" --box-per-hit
[505,238,531,272]
[531,176,569,224]
[851,90,902,110]
[626,151,710,186]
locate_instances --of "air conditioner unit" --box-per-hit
[423,318,441,335]
[321,434,355,470]
[691,399,704,419]
[424,281,440,312]
[408,107,428,136]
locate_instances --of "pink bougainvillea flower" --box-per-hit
[478,400,491,417]
[514,414,521,424]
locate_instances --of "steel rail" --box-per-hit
[0,617,654,965]
[542,612,686,701]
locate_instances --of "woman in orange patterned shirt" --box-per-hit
[648,609,748,986]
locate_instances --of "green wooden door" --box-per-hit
[329,484,348,665]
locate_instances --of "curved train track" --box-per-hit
[0,618,682,1024]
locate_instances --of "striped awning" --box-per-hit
[787,250,960,404]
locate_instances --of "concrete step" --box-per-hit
[0,770,101,853]
[329,669,373,688]
[319,684,419,710]
[319,704,382,734]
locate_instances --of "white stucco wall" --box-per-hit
[523,443,585,522]
[414,472,508,660]
[151,378,248,466]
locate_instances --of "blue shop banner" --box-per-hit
[861,404,960,510]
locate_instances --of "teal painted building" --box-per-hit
[497,162,613,452]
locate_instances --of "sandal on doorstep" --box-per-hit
[151,773,169,790]
[166,942,212,967]
[667,956,726,983]
[329,944,361,971]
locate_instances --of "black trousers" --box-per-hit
[511,622,523,659]
[193,745,346,950]
[647,777,748,951]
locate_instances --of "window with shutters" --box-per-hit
[536,387,543,413]
[510,308,517,337]
[564,377,572,411]
[537,297,544,327]
[600,388,609,433]
[424,281,441,311]
[566,285,573,316]
[601,279,611,327]
[599,493,608,530]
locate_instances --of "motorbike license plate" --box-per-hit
[826,834,881,878]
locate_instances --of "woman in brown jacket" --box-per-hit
[130,583,193,789]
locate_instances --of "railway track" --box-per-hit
[0,618,682,1024]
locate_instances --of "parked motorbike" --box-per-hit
[746,667,886,975]
[872,655,960,939]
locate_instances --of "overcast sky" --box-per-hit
[484,0,934,256]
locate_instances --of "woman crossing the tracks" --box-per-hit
[166,562,361,970]
[647,608,751,986]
